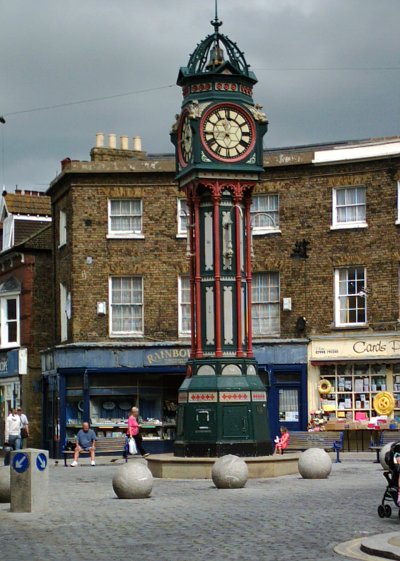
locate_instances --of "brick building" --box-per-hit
[0,191,53,447]
[41,134,400,455]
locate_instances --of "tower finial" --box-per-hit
[211,0,223,33]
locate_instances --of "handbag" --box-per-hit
[21,427,29,439]
[128,436,137,455]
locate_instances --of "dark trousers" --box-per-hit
[134,434,147,456]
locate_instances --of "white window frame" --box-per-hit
[252,272,280,336]
[109,276,144,337]
[331,186,367,230]
[177,199,188,238]
[396,181,400,225]
[59,210,67,247]
[107,199,144,239]
[0,293,20,348]
[250,194,280,235]
[2,215,14,251]
[178,276,191,337]
[334,267,367,327]
[60,283,68,342]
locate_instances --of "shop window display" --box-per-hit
[318,363,393,421]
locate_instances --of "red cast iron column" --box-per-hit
[244,194,254,357]
[212,185,223,357]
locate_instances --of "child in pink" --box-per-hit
[274,426,290,454]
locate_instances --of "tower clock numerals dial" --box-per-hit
[178,114,193,165]
[201,104,255,162]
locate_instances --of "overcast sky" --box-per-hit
[1,0,399,191]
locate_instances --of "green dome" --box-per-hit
[177,16,257,84]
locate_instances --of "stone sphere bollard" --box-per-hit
[212,454,248,489]
[0,466,10,503]
[112,461,153,499]
[380,442,394,470]
[298,448,332,479]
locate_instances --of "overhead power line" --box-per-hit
[3,83,175,118]
[255,66,400,71]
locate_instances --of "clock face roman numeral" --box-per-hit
[201,105,255,160]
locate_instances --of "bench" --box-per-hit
[369,430,400,463]
[62,437,127,466]
[285,430,344,463]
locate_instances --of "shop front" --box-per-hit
[254,341,308,439]
[309,333,400,450]
[41,345,187,458]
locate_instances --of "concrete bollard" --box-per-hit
[10,449,49,512]
[0,466,10,502]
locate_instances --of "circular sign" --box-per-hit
[373,392,395,415]
[12,452,29,473]
[36,453,47,471]
[119,401,132,411]
[102,401,116,410]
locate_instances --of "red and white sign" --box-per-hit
[219,391,251,402]
[252,391,267,402]
[178,392,188,403]
[188,392,218,403]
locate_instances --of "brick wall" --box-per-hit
[50,153,400,344]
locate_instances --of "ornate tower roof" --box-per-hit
[177,13,257,86]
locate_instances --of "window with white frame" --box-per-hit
[334,267,367,326]
[177,199,188,236]
[59,210,67,247]
[250,194,279,234]
[332,186,367,228]
[252,272,280,336]
[108,199,143,237]
[178,276,191,336]
[0,277,21,348]
[60,283,69,342]
[2,215,14,251]
[110,276,143,335]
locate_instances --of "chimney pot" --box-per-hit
[96,133,105,148]
[133,136,142,152]
[109,134,116,149]
[120,136,129,150]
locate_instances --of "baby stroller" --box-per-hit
[378,442,400,518]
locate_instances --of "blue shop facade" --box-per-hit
[41,341,307,458]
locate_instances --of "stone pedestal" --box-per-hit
[10,449,49,512]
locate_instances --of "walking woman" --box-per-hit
[127,407,150,458]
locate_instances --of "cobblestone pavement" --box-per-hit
[0,453,397,561]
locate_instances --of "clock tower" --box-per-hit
[171,10,272,457]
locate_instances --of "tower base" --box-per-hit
[174,439,273,458]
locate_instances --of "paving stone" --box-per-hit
[0,453,394,560]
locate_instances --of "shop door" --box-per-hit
[268,366,307,438]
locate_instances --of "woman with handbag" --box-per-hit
[17,407,29,448]
[5,408,22,451]
[127,407,150,458]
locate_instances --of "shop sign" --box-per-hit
[0,349,24,379]
[310,336,400,361]
[144,348,190,366]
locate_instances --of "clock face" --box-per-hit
[178,113,193,166]
[200,103,256,162]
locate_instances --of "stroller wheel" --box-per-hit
[378,505,386,518]
[384,505,392,518]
